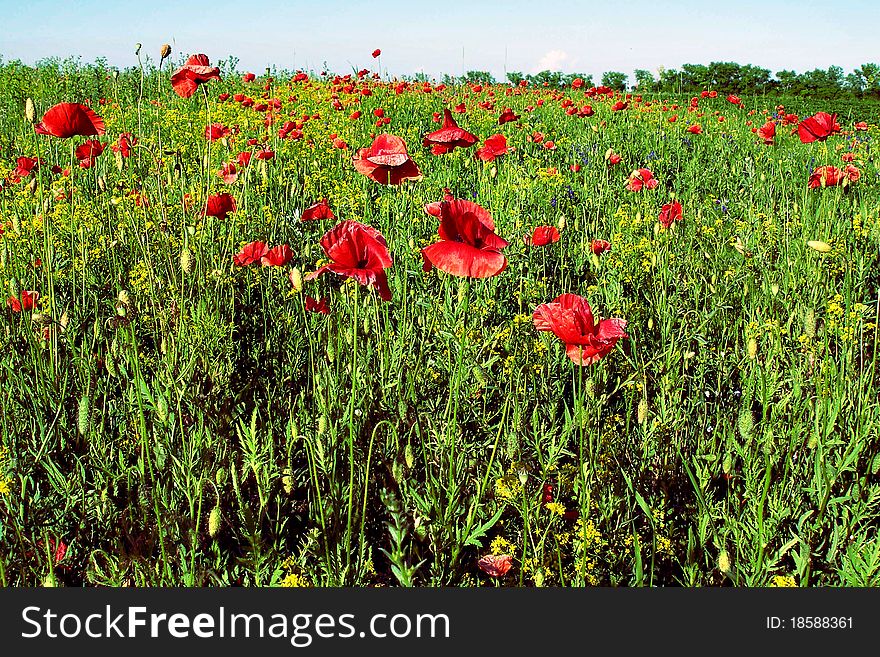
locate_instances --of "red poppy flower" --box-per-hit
[234,241,269,266]
[478,554,513,577]
[421,199,508,279]
[219,162,238,184]
[35,103,105,138]
[423,109,478,154]
[237,151,252,168]
[854,121,868,131]
[305,221,393,301]
[12,157,42,180]
[424,189,455,217]
[111,132,137,157]
[7,290,39,313]
[798,111,838,143]
[75,139,106,168]
[498,107,520,124]
[841,152,854,163]
[261,244,293,267]
[626,168,658,191]
[305,295,330,314]
[611,101,628,111]
[757,121,776,144]
[845,164,861,182]
[243,72,256,83]
[352,134,422,185]
[686,124,702,134]
[301,198,335,221]
[606,151,621,166]
[475,134,511,162]
[525,226,560,247]
[808,165,844,188]
[204,193,236,219]
[727,94,742,105]
[205,123,231,141]
[372,49,381,58]
[256,147,275,160]
[591,239,610,255]
[658,200,683,228]
[533,293,628,365]
[171,54,221,98]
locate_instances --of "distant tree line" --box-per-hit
[444,62,880,98]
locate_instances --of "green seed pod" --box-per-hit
[77,395,90,436]
[208,506,222,538]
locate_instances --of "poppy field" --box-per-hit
[1,51,879,588]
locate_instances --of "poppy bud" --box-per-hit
[282,467,294,495]
[807,240,831,253]
[326,342,335,362]
[156,395,168,422]
[362,314,371,335]
[404,443,415,469]
[114,149,124,171]
[747,337,758,360]
[722,453,733,474]
[160,44,172,60]
[42,574,58,588]
[77,395,90,437]
[60,311,69,332]
[208,505,222,538]
[180,247,194,274]
[738,408,753,441]
[117,289,130,306]
[25,97,35,123]
[31,312,51,325]
[318,415,328,436]
[557,215,566,231]
[134,43,142,56]
[106,354,118,378]
[637,398,649,425]
[289,267,303,292]
[97,176,106,193]
[215,468,227,485]
[27,178,38,195]
[718,550,732,574]
[647,317,653,330]
[490,166,497,178]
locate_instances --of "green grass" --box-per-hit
[0,56,879,587]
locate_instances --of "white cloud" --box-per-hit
[533,49,577,73]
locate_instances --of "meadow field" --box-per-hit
[0,52,878,588]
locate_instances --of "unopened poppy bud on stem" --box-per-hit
[208,506,222,538]
[637,398,649,424]
[747,337,758,360]
[25,98,35,123]
[160,44,172,60]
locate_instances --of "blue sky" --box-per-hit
[1,0,878,82]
